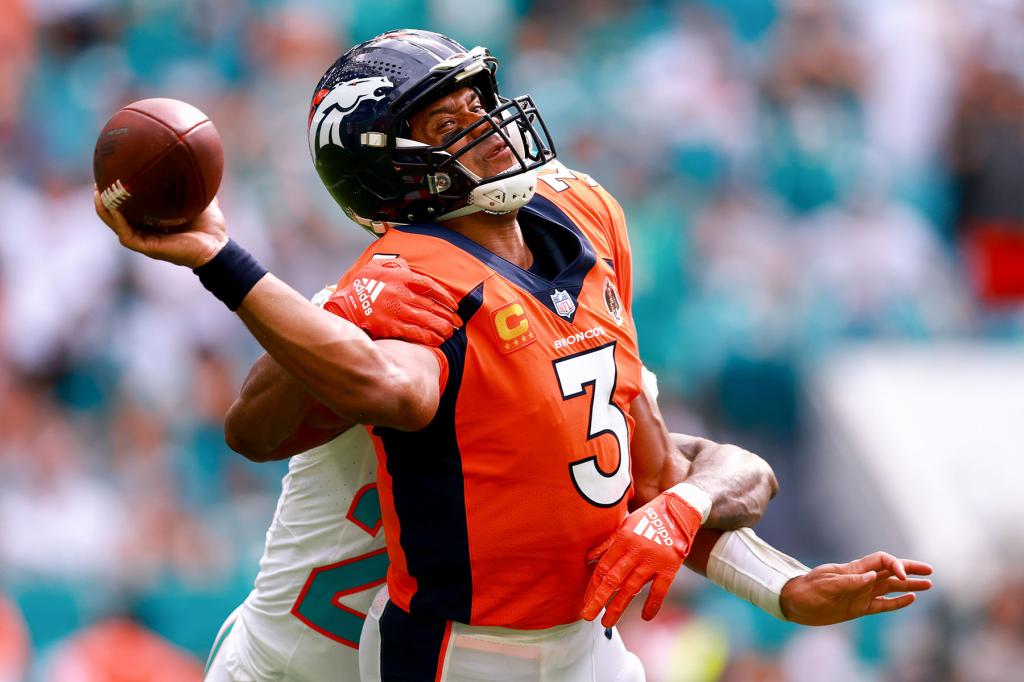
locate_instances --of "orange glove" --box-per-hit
[324,258,460,346]
[580,484,708,627]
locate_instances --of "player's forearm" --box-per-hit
[627,391,776,528]
[253,421,351,460]
[670,434,778,529]
[235,274,436,430]
[683,528,724,576]
[225,353,348,460]
[225,353,312,458]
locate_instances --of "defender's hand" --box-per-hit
[780,552,933,626]
[94,190,228,268]
[325,258,461,346]
[581,490,705,627]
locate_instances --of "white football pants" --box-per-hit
[359,587,645,682]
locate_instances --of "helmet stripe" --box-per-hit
[409,37,449,63]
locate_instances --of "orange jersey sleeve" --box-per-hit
[536,162,636,323]
[599,188,635,315]
[329,233,488,392]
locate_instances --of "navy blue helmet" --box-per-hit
[308,29,556,234]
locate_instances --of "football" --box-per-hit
[93,98,223,231]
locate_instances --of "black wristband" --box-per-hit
[193,239,268,311]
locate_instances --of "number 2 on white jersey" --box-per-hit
[291,484,387,648]
[553,342,631,507]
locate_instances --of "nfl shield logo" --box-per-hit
[551,289,576,318]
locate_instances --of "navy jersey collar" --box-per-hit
[394,194,596,323]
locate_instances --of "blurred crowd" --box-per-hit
[2,0,1024,679]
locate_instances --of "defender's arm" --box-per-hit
[224,353,353,462]
[628,389,778,529]
[668,433,778,528]
[581,386,779,626]
[686,529,932,625]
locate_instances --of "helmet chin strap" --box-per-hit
[438,167,538,222]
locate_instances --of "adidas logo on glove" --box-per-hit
[353,278,385,316]
[632,508,674,546]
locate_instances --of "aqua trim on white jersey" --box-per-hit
[226,428,385,681]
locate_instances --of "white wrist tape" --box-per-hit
[706,528,810,620]
[666,482,712,524]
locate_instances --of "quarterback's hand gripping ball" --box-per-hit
[94,98,223,231]
[581,489,705,627]
[325,258,461,346]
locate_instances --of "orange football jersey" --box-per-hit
[339,164,643,629]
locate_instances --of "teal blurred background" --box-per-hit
[2,0,1023,679]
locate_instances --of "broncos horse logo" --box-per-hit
[308,77,394,155]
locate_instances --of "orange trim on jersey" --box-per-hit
[385,563,417,615]
[434,621,453,682]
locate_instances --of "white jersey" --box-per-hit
[224,427,386,681]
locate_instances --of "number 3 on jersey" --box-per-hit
[291,484,388,649]
[554,342,631,507]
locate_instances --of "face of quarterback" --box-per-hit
[408,86,517,180]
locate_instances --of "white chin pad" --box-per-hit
[468,169,538,214]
